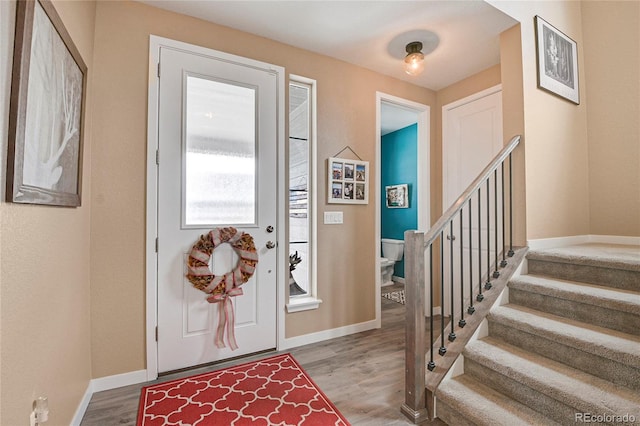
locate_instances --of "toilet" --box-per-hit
[380,238,404,286]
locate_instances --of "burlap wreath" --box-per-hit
[186,227,258,296]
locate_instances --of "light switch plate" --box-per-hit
[324,211,343,224]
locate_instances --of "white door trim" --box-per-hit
[375,92,430,326]
[442,84,502,118]
[145,35,286,380]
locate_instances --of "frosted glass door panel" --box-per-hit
[184,75,257,226]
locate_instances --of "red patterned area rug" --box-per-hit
[137,353,350,425]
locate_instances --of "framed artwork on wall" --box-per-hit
[7,0,87,206]
[534,15,580,105]
[385,184,409,208]
[327,157,368,204]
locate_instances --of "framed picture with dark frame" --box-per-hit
[7,0,87,206]
[534,15,579,105]
[327,157,368,204]
[385,184,409,208]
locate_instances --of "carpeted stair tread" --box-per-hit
[509,274,640,315]
[488,304,640,368]
[464,337,640,417]
[527,243,640,272]
[436,374,560,426]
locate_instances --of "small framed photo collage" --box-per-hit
[327,157,369,204]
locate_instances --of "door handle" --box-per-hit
[266,241,276,249]
[446,235,456,241]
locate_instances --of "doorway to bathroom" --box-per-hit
[375,93,430,325]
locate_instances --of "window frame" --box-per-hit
[286,75,321,313]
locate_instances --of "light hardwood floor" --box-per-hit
[81,288,446,425]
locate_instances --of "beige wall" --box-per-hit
[437,64,502,111]
[1,0,635,421]
[488,0,591,240]
[499,24,527,247]
[0,1,96,424]
[0,4,10,421]
[89,0,436,377]
[582,1,640,237]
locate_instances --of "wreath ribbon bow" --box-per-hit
[207,288,244,350]
[186,227,259,350]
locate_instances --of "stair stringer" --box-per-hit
[432,249,528,421]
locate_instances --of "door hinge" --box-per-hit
[157,62,160,78]
[155,149,159,165]
[155,237,158,252]
[155,326,158,342]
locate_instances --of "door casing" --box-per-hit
[145,35,286,380]
[375,92,430,326]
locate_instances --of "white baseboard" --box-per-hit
[70,384,94,426]
[71,369,148,425]
[280,319,378,350]
[527,235,590,250]
[527,234,640,250]
[91,369,148,393]
[430,306,442,317]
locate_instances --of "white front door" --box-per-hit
[156,45,280,373]
[442,87,503,318]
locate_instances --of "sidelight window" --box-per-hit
[287,76,321,312]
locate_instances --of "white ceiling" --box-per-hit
[139,0,517,133]
[380,102,419,136]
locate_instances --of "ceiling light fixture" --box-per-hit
[404,41,425,76]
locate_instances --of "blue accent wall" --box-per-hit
[381,124,418,278]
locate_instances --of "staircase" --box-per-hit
[435,243,640,425]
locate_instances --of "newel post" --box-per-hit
[401,230,429,423]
